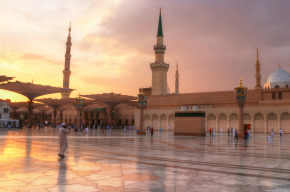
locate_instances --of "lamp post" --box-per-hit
[137,88,147,135]
[75,93,83,130]
[234,78,248,137]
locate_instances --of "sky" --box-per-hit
[1,0,290,102]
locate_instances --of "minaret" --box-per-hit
[61,22,72,99]
[255,48,262,90]
[150,8,169,95]
[175,61,179,94]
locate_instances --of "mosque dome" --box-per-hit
[266,68,290,84]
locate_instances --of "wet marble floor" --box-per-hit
[0,128,290,192]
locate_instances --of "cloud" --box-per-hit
[2,0,290,102]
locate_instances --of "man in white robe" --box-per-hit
[58,123,69,158]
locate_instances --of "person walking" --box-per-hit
[235,130,238,140]
[85,125,89,134]
[220,127,223,133]
[58,123,69,158]
[209,128,212,137]
[280,128,283,137]
[271,129,274,138]
[151,127,154,136]
[213,128,216,137]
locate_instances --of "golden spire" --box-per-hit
[159,7,162,14]
[176,61,178,70]
[238,77,244,88]
[279,64,281,68]
[141,87,144,94]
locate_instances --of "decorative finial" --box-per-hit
[176,61,178,70]
[78,92,81,98]
[159,7,162,14]
[238,77,243,87]
[69,22,71,33]
[256,48,259,62]
[141,87,144,94]
[279,64,281,68]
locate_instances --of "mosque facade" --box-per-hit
[58,10,290,134]
[132,9,290,134]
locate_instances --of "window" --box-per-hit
[278,92,282,99]
[272,92,276,100]
[275,85,279,89]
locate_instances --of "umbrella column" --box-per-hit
[53,110,57,126]
[105,108,111,125]
[75,94,83,130]
[42,112,45,125]
[27,100,34,128]
[60,112,63,124]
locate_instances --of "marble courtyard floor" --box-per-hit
[0,128,290,192]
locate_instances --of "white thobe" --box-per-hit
[59,128,69,156]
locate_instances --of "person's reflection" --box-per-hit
[26,137,31,157]
[57,158,67,186]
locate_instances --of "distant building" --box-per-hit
[0,100,19,128]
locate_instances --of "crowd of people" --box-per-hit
[209,127,284,140]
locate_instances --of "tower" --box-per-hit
[61,23,72,99]
[255,48,262,90]
[175,61,179,94]
[150,8,169,95]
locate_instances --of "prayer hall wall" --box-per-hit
[174,111,206,136]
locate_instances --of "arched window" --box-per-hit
[272,92,276,100]
[275,85,279,89]
[278,92,282,99]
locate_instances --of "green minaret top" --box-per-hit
[157,8,163,37]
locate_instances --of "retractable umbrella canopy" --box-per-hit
[0,76,14,83]
[8,102,29,112]
[0,81,74,101]
[35,98,72,110]
[81,92,137,108]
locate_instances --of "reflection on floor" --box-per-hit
[0,127,290,192]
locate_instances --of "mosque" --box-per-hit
[31,10,290,134]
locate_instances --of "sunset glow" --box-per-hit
[1,0,290,101]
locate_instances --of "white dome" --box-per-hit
[266,68,290,83]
